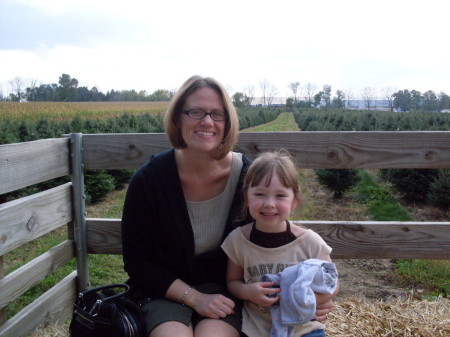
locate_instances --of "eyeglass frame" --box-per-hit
[181,108,229,121]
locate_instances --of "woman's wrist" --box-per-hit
[181,286,192,305]
[182,287,202,308]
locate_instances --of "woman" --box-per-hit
[121,75,334,337]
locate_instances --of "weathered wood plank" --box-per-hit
[0,271,77,337]
[0,183,72,256]
[0,138,70,195]
[238,131,450,168]
[0,240,74,310]
[86,218,122,254]
[86,218,450,259]
[81,131,450,170]
[294,221,450,259]
[82,133,169,169]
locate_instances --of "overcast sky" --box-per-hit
[1,0,449,98]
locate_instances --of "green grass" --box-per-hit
[351,170,449,297]
[395,259,450,298]
[5,227,75,318]
[244,112,300,132]
[87,189,128,288]
[352,170,414,221]
[393,259,450,298]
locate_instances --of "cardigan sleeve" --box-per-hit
[121,161,180,298]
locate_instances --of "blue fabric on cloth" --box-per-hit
[261,259,338,337]
[302,329,325,337]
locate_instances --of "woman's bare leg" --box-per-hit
[194,318,240,337]
[150,321,193,337]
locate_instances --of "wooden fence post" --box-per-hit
[70,133,90,291]
[0,256,5,325]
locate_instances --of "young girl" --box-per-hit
[221,150,338,337]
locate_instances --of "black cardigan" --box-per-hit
[121,149,252,299]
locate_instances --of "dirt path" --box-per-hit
[334,259,410,300]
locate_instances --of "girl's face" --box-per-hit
[179,87,226,155]
[247,173,298,233]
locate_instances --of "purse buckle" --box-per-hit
[88,299,103,316]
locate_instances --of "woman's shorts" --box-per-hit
[141,282,242,336]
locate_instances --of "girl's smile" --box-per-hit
[247,173,298,233]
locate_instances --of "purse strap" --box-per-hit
[76,284,131,316]
[79,283,130,303]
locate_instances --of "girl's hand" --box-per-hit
[315,298,333,322]
[314,277,339,322]
[246,282,280,307]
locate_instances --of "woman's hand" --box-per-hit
[166,280,236,319]
[187,291,236,319]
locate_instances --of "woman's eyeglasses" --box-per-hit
[182,109,228,121]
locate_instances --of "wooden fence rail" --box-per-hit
[84,218,450,260]
[1,131,449,337]
[0,137,76,337]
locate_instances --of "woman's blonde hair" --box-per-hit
[163,75,239,160]
[243,149,301,207]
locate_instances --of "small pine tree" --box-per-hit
[314,169,361,198]
[427,170,450,211]
[379,169,439,202]
[84,170,116,204]
[108,169,135,190]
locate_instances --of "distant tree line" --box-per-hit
[295,85,450,112]
[391,89,450,112]
[4,74,174,102]
[4,74,450,112]
[232,82,450,112]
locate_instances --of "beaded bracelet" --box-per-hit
[181,286,192,305]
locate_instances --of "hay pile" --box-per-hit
[28,324,68,337]
[28,296,450,337]
[328,296,450,336]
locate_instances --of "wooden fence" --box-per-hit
[1,131,450,337]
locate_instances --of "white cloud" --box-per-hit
[1,0,449,97]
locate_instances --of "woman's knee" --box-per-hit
[149,321,193,337]
[194,318,240,337]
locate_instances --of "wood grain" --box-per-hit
[0,271,76,337]
[86,218,122,254]
[294,221,450,259]
[0,138,70,194]
[0,183,72,256]
[85,218,450,259]
[81,131,450,169]
[0,240,74,309]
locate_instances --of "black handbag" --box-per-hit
[69,284,144,337]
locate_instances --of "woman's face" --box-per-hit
[179,87,227,154]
